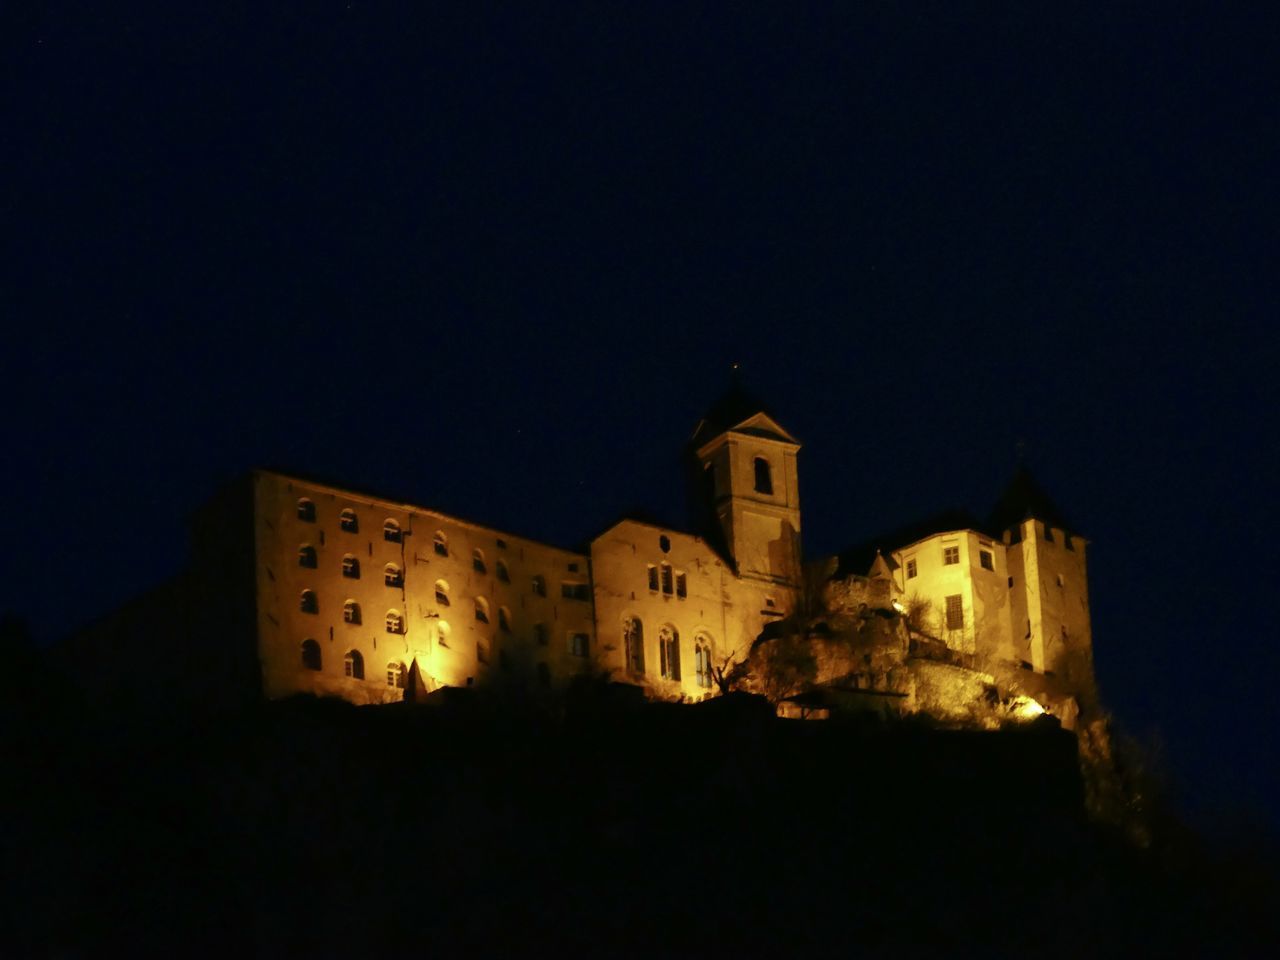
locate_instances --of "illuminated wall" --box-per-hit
[1003,519,1092,678]
[590,519,789,700]
[252,472,594,702]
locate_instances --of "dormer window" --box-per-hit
[753,457,773,495]
[340,509,358,533]
[384,519,402,543]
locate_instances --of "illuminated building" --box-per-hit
[68,383,1096,722]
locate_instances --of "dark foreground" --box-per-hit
[4,689,1276,957]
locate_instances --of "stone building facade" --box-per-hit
[69,385,1096,720]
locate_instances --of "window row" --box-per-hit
[903,546,995,578]
[298,544,558,600]
[622,617,713,687]
[646,563,687,598]
[297,548,406,584]
[299,640,408,687]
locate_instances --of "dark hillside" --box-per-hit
[4,688,1274,956]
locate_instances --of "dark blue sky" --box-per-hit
[4,3,1277,830]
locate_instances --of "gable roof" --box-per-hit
[689,379,798,450]
[831,509,988,580]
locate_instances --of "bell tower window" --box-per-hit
[753,457,773,495]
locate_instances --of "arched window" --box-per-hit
[659,625,680,681]
[344,649,364,679]
[624,617,645,675]
[384,519,402,543]
[342,554,360,579]
[531,575,546,597]
[298,544,317,568]
[437,620,451,647]
[386,661,405,688]
[496,559,509,583]
[385,563,403,588]
[474,597,490,624]
[300,589,318,614]
[385,610,404,634]
[473,549,487,575]
[754,457,773,495]
[297,498,315,522]
[435,579,450,606]
[433,530,448,556]
[694,634,714,688]
[301,638,322,671]
[340,509,358,533]
[343,600,361,625]
[498,606,511,632]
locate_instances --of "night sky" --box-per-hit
[5,4,1277,832]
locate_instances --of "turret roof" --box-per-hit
[988,465,1076,535]
[688,371,797,450]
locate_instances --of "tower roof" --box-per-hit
[988,465,1076,535]
[689,371,796,450]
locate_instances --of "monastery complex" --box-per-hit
[71,383,1099,728]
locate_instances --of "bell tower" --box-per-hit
[688,375,802,588]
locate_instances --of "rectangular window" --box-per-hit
[945,594,963,630]
[906,559,917,579]
[943,546,960,565]
[569,633,589,657]
[647,565,659,592]
[660,564,673,595]
[561,582,590,601]
[675,572,687,598]
[979,550,994,571]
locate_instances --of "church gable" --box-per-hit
[726,411,799,446]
